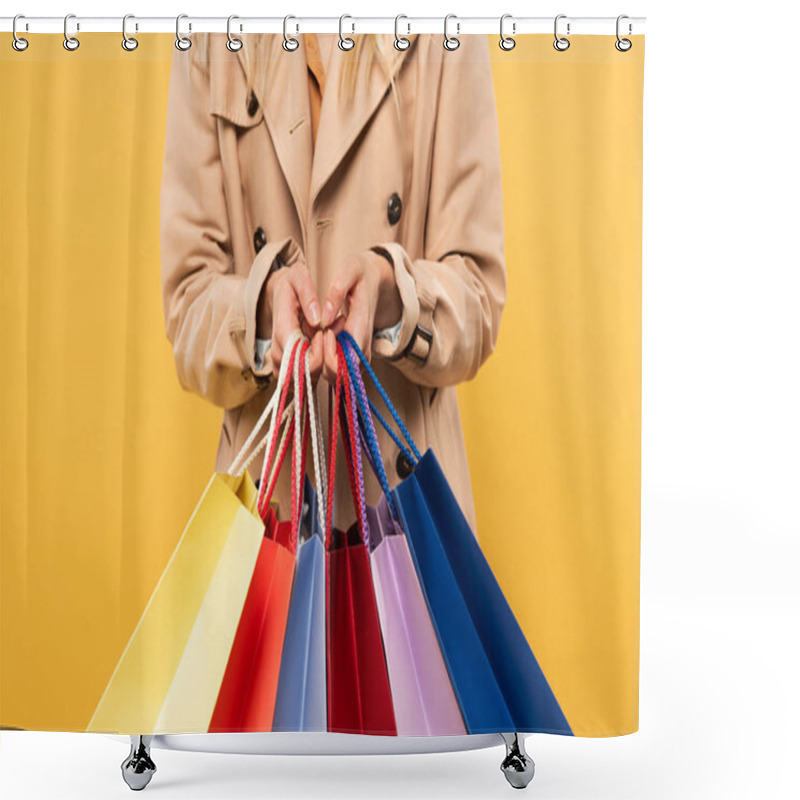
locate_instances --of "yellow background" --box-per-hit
[1,34,642,736]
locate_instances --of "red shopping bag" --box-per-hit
[326,346,397,736]
[209,339,309,732]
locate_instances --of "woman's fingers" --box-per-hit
[269,278,301,373]
[272,253,380,379]
[328,314,347,336]
[290,265,321,329]
[268,261,324,373]
[342,284,373,362]
[321,254,361,327]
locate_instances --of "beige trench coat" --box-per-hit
[160,33,506,535]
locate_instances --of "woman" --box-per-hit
[160,32,506,534]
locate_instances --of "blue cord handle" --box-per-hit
[340,336,414,469]
[341,338,401,518]
[337,331,422,462]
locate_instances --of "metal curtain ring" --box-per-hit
[339,14,355,51]
[175,14,191,51]
[616,14,632,51]
[443,14,460,51]
[12,14,29,51]
[63,13,80,51]
[499,13,516,51]
[553,14,570,51]
[283,15,299,51]
[394,14,410,51]
[227,15,243,51]
[122,14,138,51]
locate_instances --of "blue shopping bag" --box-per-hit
[271,339,330,734]
[339,331,572,736]
[272,476,327,731]
[272,476,328,731]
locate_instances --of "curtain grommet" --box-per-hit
[394,14,411,51]
[615,14,633,51]
[443,14,460,51]
[553,14,569,53]
[553,14,570,51]
[283,15,299,52]
[63,13,80,51]
[339,14,355,51]
[121,14,139,51]
[499,14,516,51]
[175,13,191,51]
[12,14,29,51]
[226,15,243,52]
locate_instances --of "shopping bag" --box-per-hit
[209,336,310,732]
[325,349,397,736]
[85,463,264,734]
[272,477,326,731]
[152,467,266,732]
[339,331,572,735]
[366,494,468,735]
[86,332,306,735]
[341,347,466,735]
[273,344,328,732]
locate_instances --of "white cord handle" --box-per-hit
[256,330,307,493]
[238,399,294,481]
[227,329,305,477]
[292,336,306,521]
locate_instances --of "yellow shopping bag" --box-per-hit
[85,469,265,734]
[152,470,267,733]
[86,331,303,735]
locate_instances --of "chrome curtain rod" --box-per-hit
[1,16,646,36]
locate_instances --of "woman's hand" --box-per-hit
[258,258,324,379]
[320,250,402,381]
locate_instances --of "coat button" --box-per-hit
[387,193,403,226]
[247,90,259,117]
[396,451,414,480]
[253,226,267,253]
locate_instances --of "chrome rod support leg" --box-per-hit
[121,735,157,791]
[500,732,535,789]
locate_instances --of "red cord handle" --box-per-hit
[324,343,345,548]
[256,337,302,521]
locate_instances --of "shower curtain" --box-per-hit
[0,31,644,738]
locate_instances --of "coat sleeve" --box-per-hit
[160,46,295,410]
[371,35,507,387]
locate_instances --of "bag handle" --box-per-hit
[256,336,304,519]
[340,336,401,520]
[324,343,344,549]
[227,329,305,476]
[256,336,301,516]
[256,338,310,535]
[256,334,304,503]
[339,353,370,546]
[239,399,294,489]
[289,339,311,549]
[304,344,328,539]
[332,342,366,538]
[323,341,370,548]
[338,331,422,464]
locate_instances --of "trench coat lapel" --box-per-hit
[309,36,418,209]
[236,36,313,241]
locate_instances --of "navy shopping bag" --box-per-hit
[339,331,572,735]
